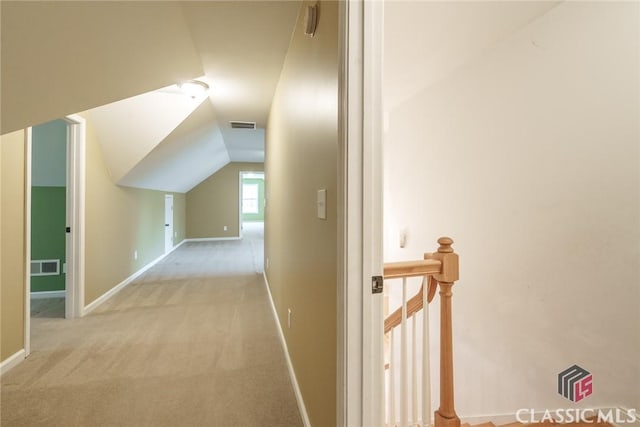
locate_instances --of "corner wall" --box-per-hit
[84,116,186,305]
[1,130,25,361]
[383,1,639,413]
[186,162,263,239]
[265,2,339,426]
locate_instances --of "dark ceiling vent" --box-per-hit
[230,121,256,130]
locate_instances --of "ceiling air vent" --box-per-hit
[230,121,256,130]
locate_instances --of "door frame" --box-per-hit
[337,1,384,426]
[238,170,265,239]
[24,114,86,356]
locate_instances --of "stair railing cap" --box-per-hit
[438,237,454,253]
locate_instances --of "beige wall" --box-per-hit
[84,116,186,305]
[265,2,338,426]
[384,1,639,412]
[186,162,263,239]
[1,130,25,361]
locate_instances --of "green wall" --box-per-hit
[30,187,66,292]
[31,119,67,293]
[241,177,265,222]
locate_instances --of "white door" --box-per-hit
[164,195,173,253]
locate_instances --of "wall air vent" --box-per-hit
[31,259,60,276]
[230,121,257,130]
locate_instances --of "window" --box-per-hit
[242,183,259,214]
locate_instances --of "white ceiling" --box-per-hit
[83,86,208,183]
[118,101,230,193]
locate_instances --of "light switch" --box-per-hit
[317,189,327,220]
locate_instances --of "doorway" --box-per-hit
[239,171,264,272]
[29,120,68,320]
[239,171,265,237]
[164,194,174,253]
[25,115,86,356]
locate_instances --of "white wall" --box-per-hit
[384,1,639,415]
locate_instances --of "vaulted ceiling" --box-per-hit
[1,1,300,193]
[2,1,563,193]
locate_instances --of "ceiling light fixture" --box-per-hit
[178,80,209,98]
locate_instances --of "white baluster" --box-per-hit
[401,278,408,427]
[390,328,396,427]
[422,276,431,426]
[412,314,418,426]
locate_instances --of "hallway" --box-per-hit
[1,226,302,426]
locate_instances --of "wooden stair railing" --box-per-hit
[383,275,438,334]
[383,237,460,427]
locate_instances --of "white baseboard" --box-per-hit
[0,349,25,376]
[262,272,311,427]
[185,236,241,242]
[83,240,186,315]
[30,290,66,299]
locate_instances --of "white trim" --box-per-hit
[337,1,385,426]
[24,128,32,357]
[82,240,186,315]
[0,349,26,376]
[30,290,66,299]
[164,194,174,253]
[337,1,364,425]
[184,237,241,242]
[362,1,385,426]
[262,273,311,427]
[239,170,265,239]
[239,172,244,239]
[63,114,86,319]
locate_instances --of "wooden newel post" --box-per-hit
[426,237,460,427]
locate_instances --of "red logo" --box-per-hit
[558,365,593,402]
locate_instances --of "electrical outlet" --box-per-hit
[266,257,270,269]
[223,225,228,231]
[287,308,292,328]
[174,231,177,238]
[134,250,138,260]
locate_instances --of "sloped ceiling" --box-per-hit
[1,1,301,194]
[383,1,561,110]
[118,101,229,193]
[2,2,560,193]
[83,87,208,183]
[0,1,204,135]
[181,2,299,145]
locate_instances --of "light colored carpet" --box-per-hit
[30,298,65,318]
[1,224,302,426]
